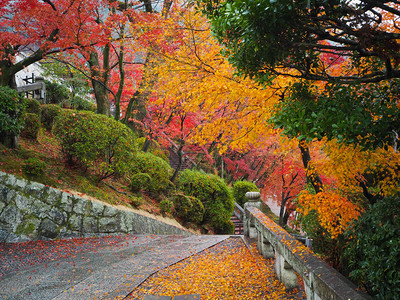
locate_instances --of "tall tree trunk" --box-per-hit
[122,0,174,129]
[298,139,324,193]
[114,34,125,121]
[122,51,157,132]
[0,60,17,88]
[88,43,111,116]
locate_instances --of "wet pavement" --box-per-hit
[0,235,306,300]
[0,235,229,300]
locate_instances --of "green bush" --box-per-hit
[159,199,174,215]
[129,195,143,208]
[130,173,152,193]
[45,80,71,105]
[21,113,41,140]
[0,86,26,147]
[172,193,204,225]
[232,180,260,207]
[217,219,235,234]
[69,96,96,112]
[178,169,234,233]
[343,195,400,299]
[41,104,62,131]
[25,98,41,116]
[22,157,46,178]
[53,110,136,181]
[130,152,173,193]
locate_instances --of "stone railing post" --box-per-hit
[275,251,299,290]
[243,191,261,238]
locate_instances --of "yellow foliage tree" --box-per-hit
[150,4,294,153]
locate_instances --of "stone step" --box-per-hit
[230,215,244,235]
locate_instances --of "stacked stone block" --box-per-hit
[0,172,190,243]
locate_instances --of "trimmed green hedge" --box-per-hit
[130,151,173,194]
[25,98,41,116]
[172,193,204,225]
[178,169,234,233]
[130,173,152,193]
[53,110,136,181]
[22,157,46,178]
[232,180,259,207]
[0,86,26,147]
[21,113,41,140]
[41,104,62,131]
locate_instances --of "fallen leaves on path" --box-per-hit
[127,238,305,300]
[0,235,135,278]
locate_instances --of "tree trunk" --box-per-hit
[114,25,126,121]
[122,51,157,132]
[298,139,324,193]
[279,192,287,227]
[88,45,111,116]
[0,133,18,149]
[122,1,173,128]
[142,139,151,152]
[0,61,16,88]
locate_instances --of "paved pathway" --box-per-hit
[0,235,229,300]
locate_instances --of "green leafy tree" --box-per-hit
[344,195,400,299]
[0,86,26,148]
[201,0,400,84]
[272,81,400,149]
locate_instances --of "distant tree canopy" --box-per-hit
[201,0,400,84]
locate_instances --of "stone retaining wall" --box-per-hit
[0,172,191,243]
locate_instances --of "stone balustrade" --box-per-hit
[243,198,371,300]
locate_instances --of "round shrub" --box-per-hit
[343,195,400,299]
[22,157,46,178]
[130,173,152,193]
[129,195,143,208]
[130,152,173,193]
[41,104,62,131]
[25,98,41,116]
[0,86,26,148]
[172,193,204,225]
[232,180,260,207]
[21,113,41,140]
[217,219,235,235]
[178,169,234,233]
[69,96,96,112]
[53,110,136,181]
[159,199,174,215]
[45,80,71,105]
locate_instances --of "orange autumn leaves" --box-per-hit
[146,3,400,241]
[127,239,305,299]
[296,139,400,239]
[150,6,291,154]
[297,190,362,239]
